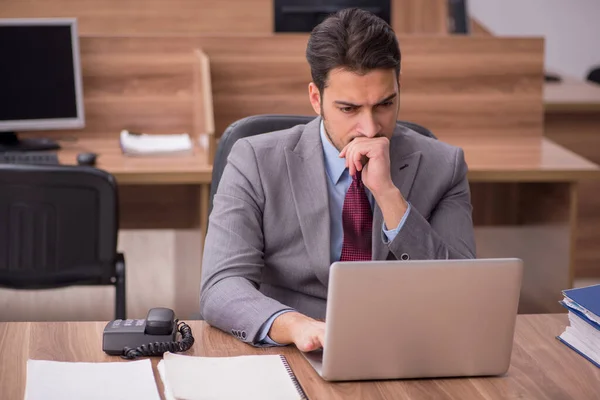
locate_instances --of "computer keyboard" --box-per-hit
[0,152,60,165]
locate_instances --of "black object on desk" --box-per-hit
[77,152,97,166]
[545,73,562,83]
[103,307,195,359]
[587,67,600,85]
[0,151,59,165]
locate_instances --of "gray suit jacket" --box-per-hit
[200,117,475,344]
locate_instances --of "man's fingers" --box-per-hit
[341,137,389,177]
[348,145,354,173]
[318,331,325,348]
[355,158,362,172]
[301,337,320,352]
[303,340,316,352]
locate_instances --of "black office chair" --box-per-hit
[0,164,126,319]
[209,114,436,213]
[587,67,600,85]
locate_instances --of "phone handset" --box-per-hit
[102,307,194,359]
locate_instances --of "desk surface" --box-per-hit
[545,77,600,112]
[1,314,598,400]
[449,136,600,182]
[56,136,213,185]
[54,136,599,184]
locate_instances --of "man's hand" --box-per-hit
[339,136,395,196]
[339,136,408,229]
[268,311,325,352]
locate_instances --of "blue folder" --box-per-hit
[563,284,600,317]
[559,301,600,331]
[556,285,600,369]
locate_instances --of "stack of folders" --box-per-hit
[557,284,600,368]
[119,130,193,156]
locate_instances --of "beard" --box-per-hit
[320,105,344,152]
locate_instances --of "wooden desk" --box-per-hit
[1,314,598,399]
[545,77,600,112]
[544,78,600,279]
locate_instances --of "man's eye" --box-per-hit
[379,101,393,108]
[340,107,356,113]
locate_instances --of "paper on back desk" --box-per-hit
[24,358,160,400]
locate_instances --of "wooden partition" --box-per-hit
[3,0,448,35]
[201,36,545,141]
[72,47,196,137]
[62,35,543,147]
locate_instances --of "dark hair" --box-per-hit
[306,8,401,94]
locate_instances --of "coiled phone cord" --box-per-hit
[121,320,195,360]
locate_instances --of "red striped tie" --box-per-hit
[340,171,373,261]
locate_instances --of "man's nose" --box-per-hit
[358,114,380,138]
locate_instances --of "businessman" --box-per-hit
[200,8,476,352]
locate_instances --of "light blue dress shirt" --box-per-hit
[256,122,411,345]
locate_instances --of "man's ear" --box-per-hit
[308,82,322,115]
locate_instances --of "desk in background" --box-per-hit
[545,78,600,279]
[1,314,598,400]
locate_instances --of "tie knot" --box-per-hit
[354,170,362,182]
[353,171,364,189]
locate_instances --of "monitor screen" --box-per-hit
[0,19,84,132]
[447,0,470,34]
[274,0,391,33]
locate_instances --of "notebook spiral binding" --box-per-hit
[279,354,309,399]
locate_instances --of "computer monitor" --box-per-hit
[447,0,470,34]
[274,0,391,33]
[0,18,84,152]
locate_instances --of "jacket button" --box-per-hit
[241,331,247,340]
[401,253,410,261]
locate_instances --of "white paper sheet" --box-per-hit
[24,358,161,400]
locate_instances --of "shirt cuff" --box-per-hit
[382,202,411,244]
[256,309,295,346]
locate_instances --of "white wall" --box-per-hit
[468,0,600,80]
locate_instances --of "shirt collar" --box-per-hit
[320,120,347,185]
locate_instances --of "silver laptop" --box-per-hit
[302,258,523,381]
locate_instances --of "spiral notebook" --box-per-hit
[158,352,308,400]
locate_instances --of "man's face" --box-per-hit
[309,68,400,152]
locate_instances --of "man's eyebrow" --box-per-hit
[333,93,397,108]
[377,93,397,104]
[333,100,360,107]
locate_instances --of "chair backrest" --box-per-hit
[587,66,600,85]
[209,114,436,213]
[0,164,119,288]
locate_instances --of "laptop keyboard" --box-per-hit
[0,152,60,165]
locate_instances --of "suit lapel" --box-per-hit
[372,132,423,261]
[285,117,331,286]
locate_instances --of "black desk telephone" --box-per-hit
[102,307,194,359]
